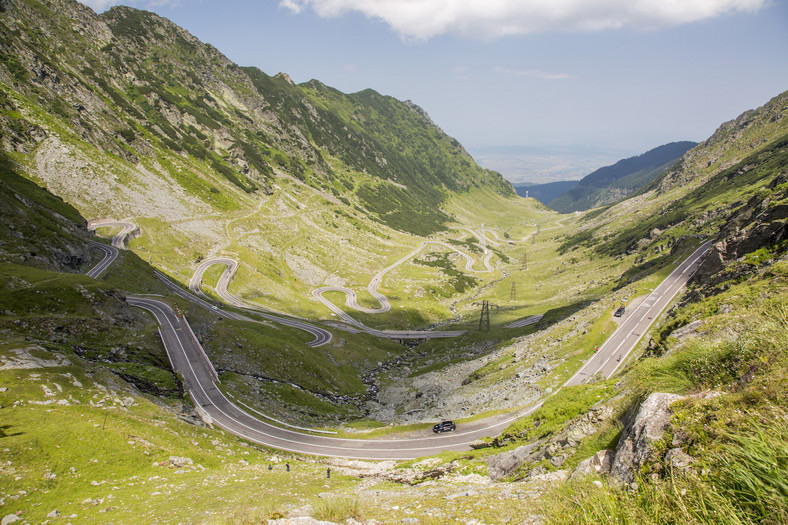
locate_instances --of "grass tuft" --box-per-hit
[312,496,365,522]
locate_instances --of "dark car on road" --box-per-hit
[614,306,626,317]
[433,420,456,433]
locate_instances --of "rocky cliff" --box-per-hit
[655,91,788,195]
[694,164,788,285]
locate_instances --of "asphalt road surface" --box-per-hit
[87,220,710,459]
[191,258,333,347]
[565,241,712,387]
[85,220,138,278]
[87,220,139,248]
[127,296,538,459]
[85,240,119,279]
[125,242,710,459]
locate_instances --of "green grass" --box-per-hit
[0,262,178,396]
[219,372,366,426]
[105,361,180,395]
[532,258,788,525]
[201,315,401,398]
[0,362,355,524]
[495,381,617,448]
[97,250,172,294]
[313,496,365,522]
[2,9,788,523]
[538,410,788,525]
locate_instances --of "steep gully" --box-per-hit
[85,220,709,459]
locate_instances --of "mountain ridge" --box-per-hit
[513,180,580,205]
[548,141,697,213]
[1,0,514,236]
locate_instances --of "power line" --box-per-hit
[479,300,490,332]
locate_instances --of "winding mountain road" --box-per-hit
[84,220,139,278]
[311,238,497,336]
[192,257,464,341]
[190,258,333,347]
[83,218,710,459]
[87,219,139,248]
[125,295,539,459]
[85,240,119,279]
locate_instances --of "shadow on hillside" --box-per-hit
[532,299,595,332]
[0,424,24,438]
[613,246,687,291]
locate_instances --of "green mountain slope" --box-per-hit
[560,91,788,260]
[548,141,696,213]
[0,153,90,271]
[242,69,513,235]
[0,0,530,324]
[0,0,512,237]
[1,1,787,518]
[2,96,786,522]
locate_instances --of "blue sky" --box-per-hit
[80,0,788,183]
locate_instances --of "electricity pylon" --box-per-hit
[479,300,490,332]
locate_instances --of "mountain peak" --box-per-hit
[1,0,514,236]
[275,72,294,86]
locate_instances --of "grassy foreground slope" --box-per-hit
[538,257,788,525]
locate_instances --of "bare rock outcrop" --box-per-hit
[664,447,695,477]
[486,441,543,481]
[571,449,614,480]
[694,171,788,285]
[486,404,614,481]
[610,392,683,483]
[383,460,458,484]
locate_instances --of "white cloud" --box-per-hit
[280,0,766,40]
[493,66,575,80]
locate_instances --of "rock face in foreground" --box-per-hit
[485,405,613,481]
[695,169,788,284]
[485,393,690,485]
[610,392,683,483]
[486,441,543,481]
[571,449,614,480]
